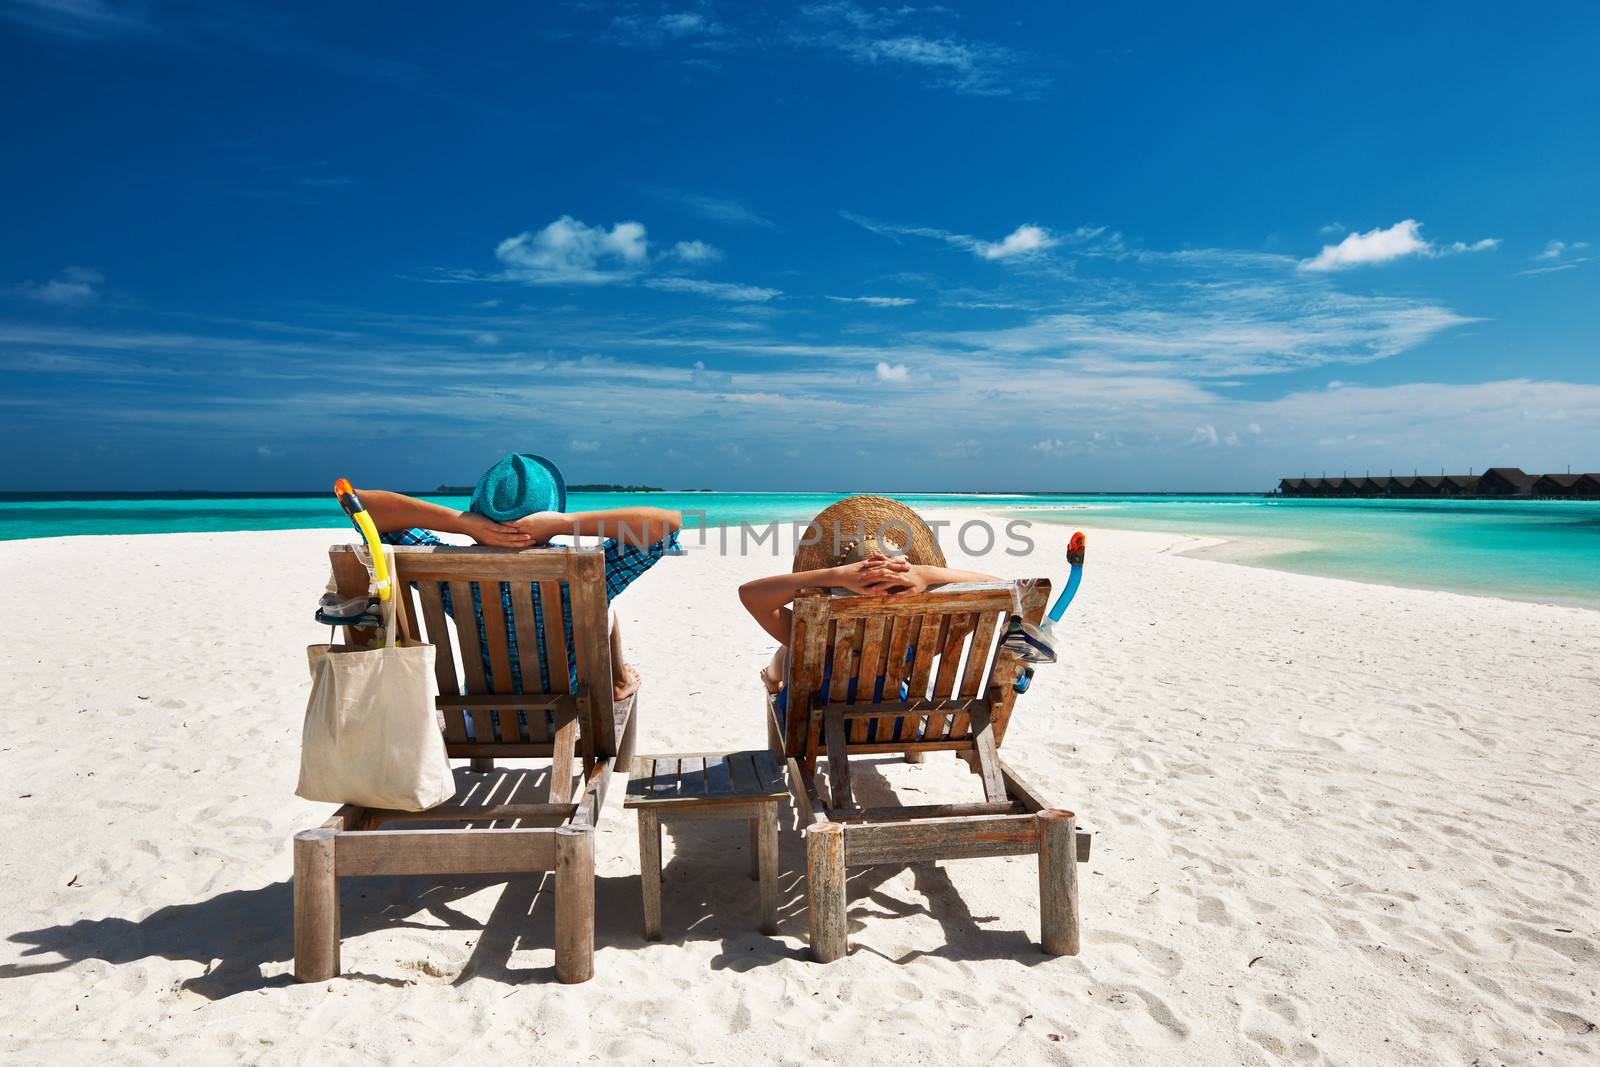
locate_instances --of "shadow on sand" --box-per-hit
[2,757,1049,998]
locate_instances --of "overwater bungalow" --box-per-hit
[1532,473,1582,497]
[1273,469,1594,498]
[1478,467,1536,497]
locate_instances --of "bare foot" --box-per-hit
[759,647,786,693]
[759,664,782,693]
[613,663,641,703]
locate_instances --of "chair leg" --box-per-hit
[904,751,926,764]
[555,826,596,983]
[618,692,640,769]
[639,811,663,941]
[758,804,779,935]
[292,828,340,982]
[1037,810,1081,956]
[471,758,495,772]
[766,699,782,759]
[806,823,847,962]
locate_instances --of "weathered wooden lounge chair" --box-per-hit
[769,579,1090,962]
[293,543,634,984]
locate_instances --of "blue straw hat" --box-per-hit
[469,453,567,522]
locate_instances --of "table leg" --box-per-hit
[639,810,662,940]
[758,803,779,935]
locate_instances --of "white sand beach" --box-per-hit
[2,512,1598,1065]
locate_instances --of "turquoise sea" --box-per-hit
[3,492,1598,609]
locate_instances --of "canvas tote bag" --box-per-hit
[296,547,455,811]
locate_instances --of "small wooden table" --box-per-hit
[624,750,789,939]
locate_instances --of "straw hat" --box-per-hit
[792,495,947,573]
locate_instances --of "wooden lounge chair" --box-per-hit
[292,543,634,984]
[769,579,1090,962]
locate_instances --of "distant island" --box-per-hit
[431,483,664,494]
[567,484,665,493]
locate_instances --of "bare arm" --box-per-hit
[739,566,842,645]
[902,564,999,589]
[356,488,534,547]
[509,507,682,548]
[737,556,985,645]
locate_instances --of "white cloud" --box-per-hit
[1300,219,1430,272]
[1300,220,1499,272]
[16,307,1600,492]
[800,2,899,32]
[687,358,732,389]
[21,266,104,307]
[495,216,649,285]
[485,217,739,289]
[1515,260,1591,277]
[2,0,144,38]
[799,5,1042,97]
[569,438,601,453]
[975,224,1057,260]
[25,203,1585,492]
[645,277,780,302]
[473,332,500,346]
[648,188,777,229]
[840,212,1103,264]
[671,239,722,263]
[658,12,715,36]
[1515,239,1592,276]
[826,294,916,307]
[1533,239,1588,261]
[608,10,726,46]
[1520,238,1590,270]
[853,36,973,68]
[939,288,1474,378]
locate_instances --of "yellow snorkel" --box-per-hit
[333,478,392,603]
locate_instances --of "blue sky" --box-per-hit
[2,1,1597,492]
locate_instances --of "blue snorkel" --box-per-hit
[1047,531,1086,624]
[1001,531,1086,692]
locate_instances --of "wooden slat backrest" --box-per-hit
[781,580,1050,760]
[327,544,619,757]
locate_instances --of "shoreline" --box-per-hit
[1012,511,1600,613]
[6,508,1599,612]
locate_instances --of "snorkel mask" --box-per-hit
[313,478,392,630]
[999,531,1086,691]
